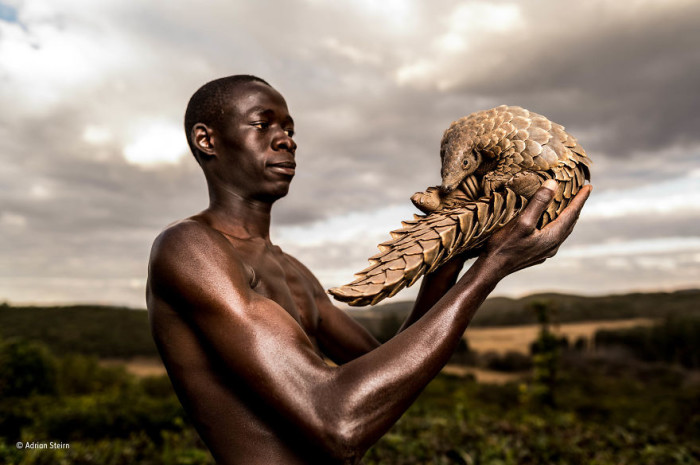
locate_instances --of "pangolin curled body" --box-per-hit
[329,105,592,306]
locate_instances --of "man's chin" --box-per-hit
[259,181,292,202]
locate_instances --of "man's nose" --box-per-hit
[272,130,296,154]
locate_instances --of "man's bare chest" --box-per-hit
[227,238,320,335]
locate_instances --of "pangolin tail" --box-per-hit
[328,188,529,306]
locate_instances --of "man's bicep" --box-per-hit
[184,287,328,386]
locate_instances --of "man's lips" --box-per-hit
[267,161,296,176]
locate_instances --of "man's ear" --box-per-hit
[192,123,217,157]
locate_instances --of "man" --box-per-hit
[146,75,592,465]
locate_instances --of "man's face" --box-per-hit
[213,81,297,202]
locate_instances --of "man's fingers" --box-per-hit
[518,179,557,232]
[542,184,593,237]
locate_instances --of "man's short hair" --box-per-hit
[184,75,271,163]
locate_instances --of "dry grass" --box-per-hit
[465,317,656,354]
[100,356,166,377]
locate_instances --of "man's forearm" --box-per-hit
[331,255,501,454]
[330,182,591,456]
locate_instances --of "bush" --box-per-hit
[34,390,185,442]
[481,351,532,372]
[375,313,403,343]
[450,338,476,365]
[595,315,700,368]
[57,354,131,396]
[0,338,57,398]
[140,375,177,398]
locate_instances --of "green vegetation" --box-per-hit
[364,308,700,464]
[0,337,213,465]
[595,315,700,368]
[521,301,560,408]
[1,292,699,464]
[0,305,157,358]
[1,333,698,464]
[364,366,699,465]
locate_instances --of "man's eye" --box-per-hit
[252,122,269,129]
[284,129,295,137]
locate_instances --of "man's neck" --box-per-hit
[205,185,274,241]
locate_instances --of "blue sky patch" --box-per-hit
[0,2,18,23]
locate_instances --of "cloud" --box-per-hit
[560,237,700,259]
[581,171,700,220]
[123,119,188,166]
[1,0,699,306]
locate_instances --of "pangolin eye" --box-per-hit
[462,159,469,168]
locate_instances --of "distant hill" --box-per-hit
[348,289,700,335]
[1,289,698,357]
[0,304,157,358]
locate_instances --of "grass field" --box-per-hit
[465,317,656,354]
[1,295,699,464]
[100,356,167,377]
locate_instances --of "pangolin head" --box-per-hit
[439,128,481,194]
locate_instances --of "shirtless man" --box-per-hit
[146,75,592,465]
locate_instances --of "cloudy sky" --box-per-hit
[1,0,699,308]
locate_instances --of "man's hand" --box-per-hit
[481,179,592,279]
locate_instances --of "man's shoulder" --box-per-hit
[151,217,229,258]
[148,218,252,304]
[148,217,241,283]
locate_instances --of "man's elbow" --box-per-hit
[318,417,367,464]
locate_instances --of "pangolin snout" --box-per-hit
[440,171,463,194]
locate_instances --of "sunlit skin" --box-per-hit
[146,80,592,465]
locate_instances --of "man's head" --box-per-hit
[185,75,297,202]
[184,75,271,163]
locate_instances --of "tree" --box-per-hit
[527,301,559,408]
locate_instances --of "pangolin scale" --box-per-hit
[329,105,591,306]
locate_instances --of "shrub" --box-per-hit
[57,354,132,396]
[482,351,532,372]
[0,338,57,398]
[595,315,700,368]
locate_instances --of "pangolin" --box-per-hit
[328,105,591,306]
